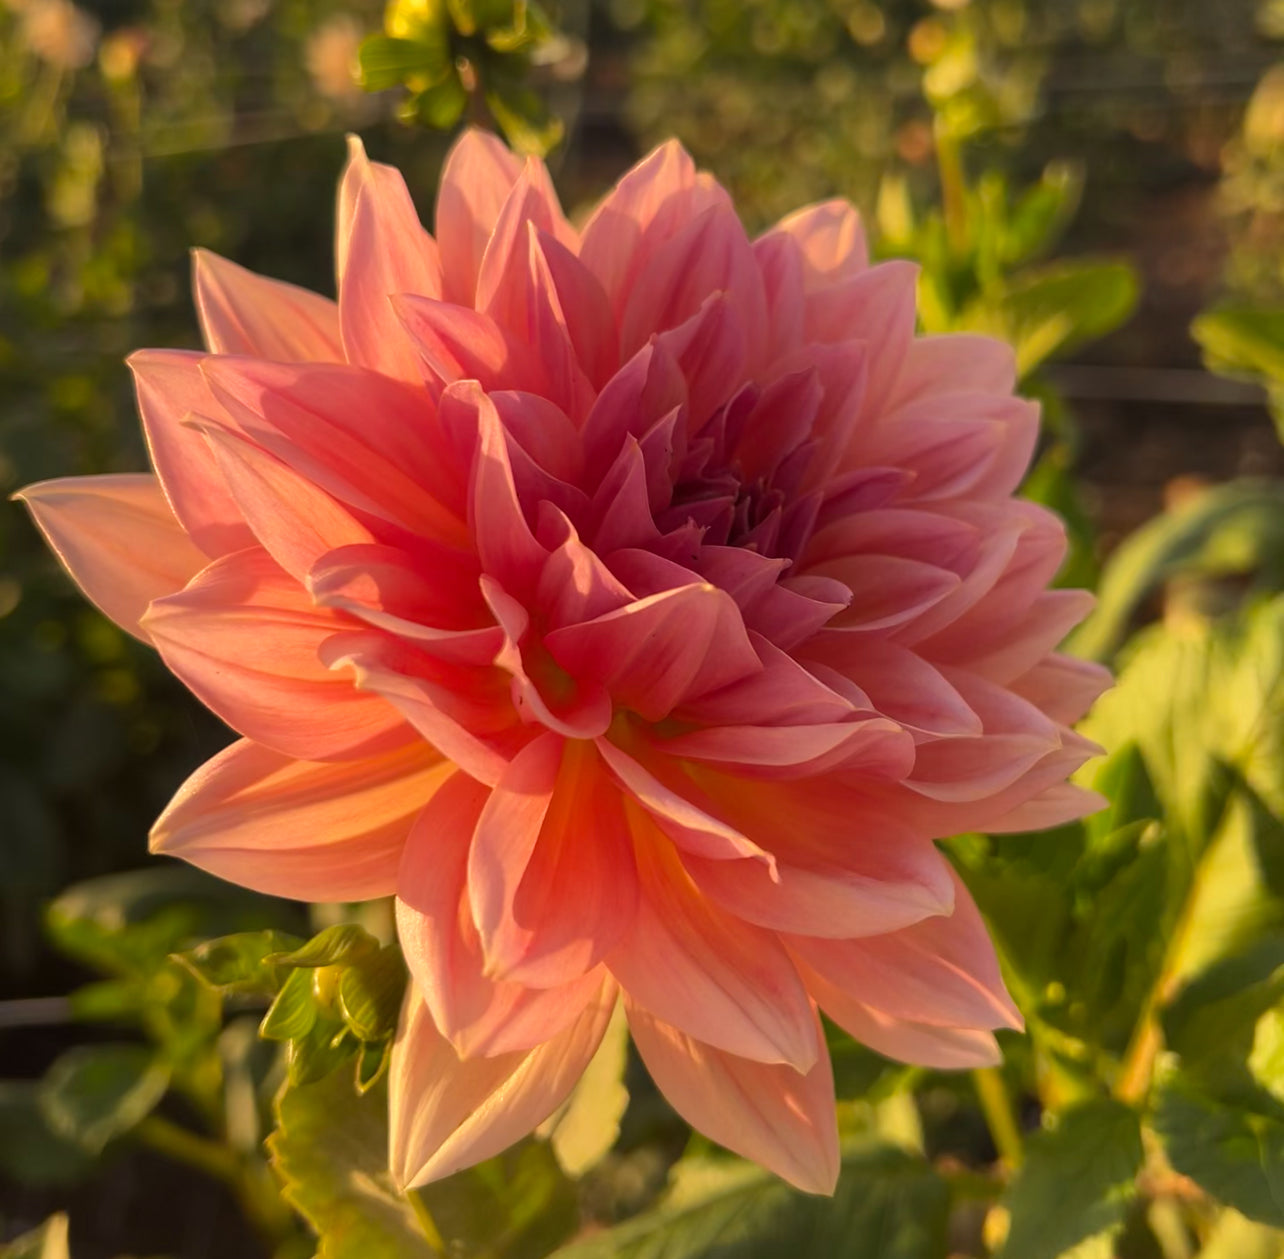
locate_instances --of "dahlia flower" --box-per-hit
[20,131,1108,1195]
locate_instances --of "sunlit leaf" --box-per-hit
[38,1043,170,1154]
[548,1144,949,1259]
[996,1098,1143,1259]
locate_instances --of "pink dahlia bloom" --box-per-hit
[20,132,1108,1194]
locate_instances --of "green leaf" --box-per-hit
[1162,938,1284,1076]
[417,1140,578,1259]
[996,1098,1143,1259]
[178,929,304,996]
[0,1083,94,1187]
[272,923,380,970]
[486,88,564,156]
[0,1213,70,1259]
[358,34,451,93]
[338,946,407,1043]
[1197,1207,1284,1259]
[1069,481,1284,662]
[287,1013,355,1086]
[1153,1071,1284,1228]
[270,1072,433,1259]
[963,259,1138,377]
[1000,162,1082,268]
[547,1144,949,1259]
[538,1002,629,1176]
[261,967,320,1042]
[409,73,469,130]
[38,1044,170,1154]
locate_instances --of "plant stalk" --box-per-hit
[972,1067,1024,1167]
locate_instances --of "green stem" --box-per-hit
[973,1067,1024,1167]
[408,1190,446,1252]
[933,116,969,259]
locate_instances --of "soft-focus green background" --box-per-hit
[4,1,1284,1256]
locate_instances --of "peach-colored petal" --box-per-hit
[578,139,701,316]
[199,357,467,546]
[142,547,408,762]
[607,818,819,1069]
[468,734,638,987]
[192,249,343,362]
[192,420,376,583]
[798,961,1002,1068]
[1009,653,1112,726]
[17,475,207,641]
[787,870,1021,1031]
[626,999,839,1195]
[336,135,443,383]
[152,737,445,901]
[128,348,255,557]
[545,583,761,722]
[435,127,526,306]
[390,977,617,1188]
[396,771,605,1056]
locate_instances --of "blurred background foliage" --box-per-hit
[4,0,1284,1256]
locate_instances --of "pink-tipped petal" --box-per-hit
[769,199,869,286]
[390,977,617,1188]
[435,128,526,305]
[545,583,762,722]
[626,1000,840,1195]
[468,735,638,987]
[192,249,343,362]
[336,135,443,383]
[17,475,208,641]
[152,738,445,901]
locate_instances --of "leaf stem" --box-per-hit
[408,1189,446,1252]
[972,1067,1024,1167]
[934,117,969,259]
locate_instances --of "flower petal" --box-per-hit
[142,546,409,761]
[192,249,343,361]
[787,870,1021,1031]
[396,770,606,1056]
[607,817,819,1070]
[468,735,638,987]
[152,737,446,901]
[626,1000,839,1195]
[128,348,255,557]
[390,977,617,1188]
[336,135,443,382]
[17,474,207,641]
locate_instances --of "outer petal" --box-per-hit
[798,960,1002,1069]
[768,199,868,286]
[626,1000,839,1195]
[192,249,343,362]
[128,348,255,557]
[390,977,617,1188]
[17,474,207,642]
[336,136,444,383]
[142,546,410,761]
[152,738,447,901]
[435,128,526,305]
[786,870,1021,1031]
